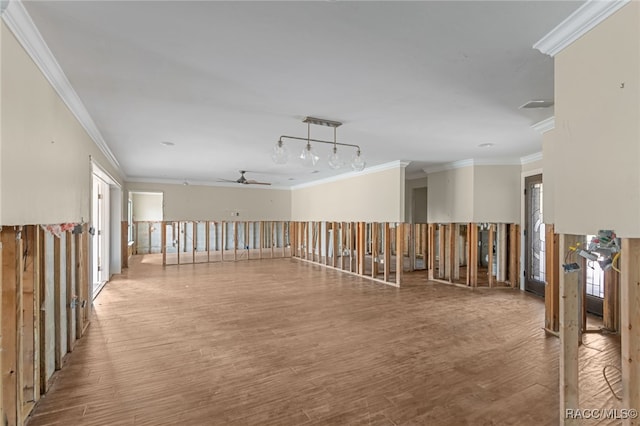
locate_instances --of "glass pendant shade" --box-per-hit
[300,143,319,167]
[351,150,366,171]
[271,140,288,164]
[327,146,344,169]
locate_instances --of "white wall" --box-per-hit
[125,182,292,221]
[542,130,556,225]
[1,23,123,225]
[553,2,640,236]
[427,166,474,223]
[405,176,428,223]
[291,163,406,222]
[131,192,163,221]
[473,165,521,223]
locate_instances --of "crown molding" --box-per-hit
[423,158,521,174]
[2,0,122,173]
[531,116,555,134]
[520,152,543,165]
[290,160,410,190]
[533,0,630,57]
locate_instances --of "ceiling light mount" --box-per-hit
[273,116,365,171]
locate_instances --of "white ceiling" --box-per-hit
[22,0,583,187]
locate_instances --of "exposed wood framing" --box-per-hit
[508,224,520,288]
[79,225,89,336]
[468,224,478,287]
[2,227,25,426]
[396,223,404,286]
[420,224,427,271]
[233,222,238,261]
[161,222,167,265]
[371,223,379,278]
[621,238,640,424]
[31,227,41,405]
[332,222,339,268]
[121,222,128,269]
[603,267,619,333]
[206,221,211,262]
[448,223,457,282]
[39,228,47,394]
[545,225,560,333]
[53,236,61,371]
[438,224,446,279]
[65,232,74,353]
[357,222,366,275]
[559,234,581,425]
[497,224,507,282]
[488,224,495,288]
[428,224,435,280]
[384,223,391,282]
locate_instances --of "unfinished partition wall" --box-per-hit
[162,221,291,265]
[543,227,620,335]
[290,221,411,287]
[1,224,91,426]
[427,223,520,288]
[132,221,162,254]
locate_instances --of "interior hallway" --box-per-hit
[27,257,620,426]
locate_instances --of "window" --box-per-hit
[585,235,605,299]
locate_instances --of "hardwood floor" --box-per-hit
[27,256,620,425]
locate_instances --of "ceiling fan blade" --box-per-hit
[217,178,238,183]
[245,180,271,185]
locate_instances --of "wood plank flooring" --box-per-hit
[27,256,620,425]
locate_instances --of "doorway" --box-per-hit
[91,163,122,299]
[524,174,545,296]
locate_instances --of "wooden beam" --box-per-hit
[2,227,24,426]
[468,224,478,287]
[177,223,181,264]
[32,227,41,403]
[259,222,263,260]
[233,222,238,261]
[396,223,404,286]
[206,221,211,263]
[620,238,640,424]
[488,224,495,288]
[384,223,391,282]
[121,221,128,269]
[449,223,456,282]
[53,235,62,370]
[428,224,435,280]
[332,222,342,268]
[438,224,446,279]
[371,223,379,278]
[508,224,520,288]
[161,222,167,266]
[545,225,560,333]
[357,222,366,275]
[40,228,48,394]
[453,224,460,281]
[66,232,74,353]
[497,224,507,282]
[603,265,619,333]
[79,224,89,335]
[421,224,427,271]
[559,234,581,425]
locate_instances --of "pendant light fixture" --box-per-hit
[273,117,365,171]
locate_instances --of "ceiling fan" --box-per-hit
[219,170,271,186]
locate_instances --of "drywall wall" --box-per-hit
[1,23,123,225]
[132,192,163,221]
[125,182,292,221]
[290,163,406,222]
[473,165,521,223]
[542,130,556,224]
[405,176,428,223]
[427,166,474,223]
[521,158,543,173]
[554,2,640,236]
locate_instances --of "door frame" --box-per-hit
[524,173,545,296]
